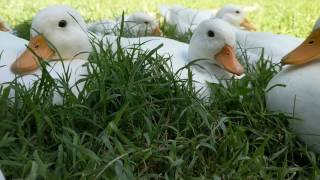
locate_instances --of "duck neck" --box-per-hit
[188,45,233,80]
[193,59,233,80]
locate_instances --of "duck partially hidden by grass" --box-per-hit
[266,17,320,154]
[88,12,162,37]
[0,5,91,104]
[100,18,244,98]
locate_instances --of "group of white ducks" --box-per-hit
[0,2,319,170]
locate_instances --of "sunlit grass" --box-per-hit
[1,0,319,37]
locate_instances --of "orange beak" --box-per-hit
[151,26,163,36]
[240,18,256,31]
[11,35,55,74]
[282,29,320,65]
[0,21,10,32]
[215,45,244,76]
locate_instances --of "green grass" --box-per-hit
[1,0,320,179]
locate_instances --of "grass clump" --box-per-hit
[0,34,319,179]
[1,0,320,178]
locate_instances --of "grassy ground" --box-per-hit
[1,0,320,179]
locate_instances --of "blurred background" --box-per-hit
[0,0,319,38]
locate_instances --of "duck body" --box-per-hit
[266,61,320,153]
[236,30,303,64]
[88,12,162,37]
[0,32,29,84]
[0,32,26,52]
[88,20,117,35]
[0,169,4,180]
[159,5,214,33]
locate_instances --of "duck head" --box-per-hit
[216,5,256,31]
[11,5,91,74]
[188,18,244,76]
[282,17,320,65]
[124,12,162,36]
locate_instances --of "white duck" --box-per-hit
[159,4,256,34]
[88,12,162,37]
[218,6,302,64]
[0,5,91,104]
[266,17,320,153]
[159,4,303,65]
[102,18,244,97]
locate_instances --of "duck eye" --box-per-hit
[309,40,315,44]
[58,20,67,28]
[207,30,215,37]
[235,10,240,14]
[144,21,149,25]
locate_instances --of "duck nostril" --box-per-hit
[34,45,40,49]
